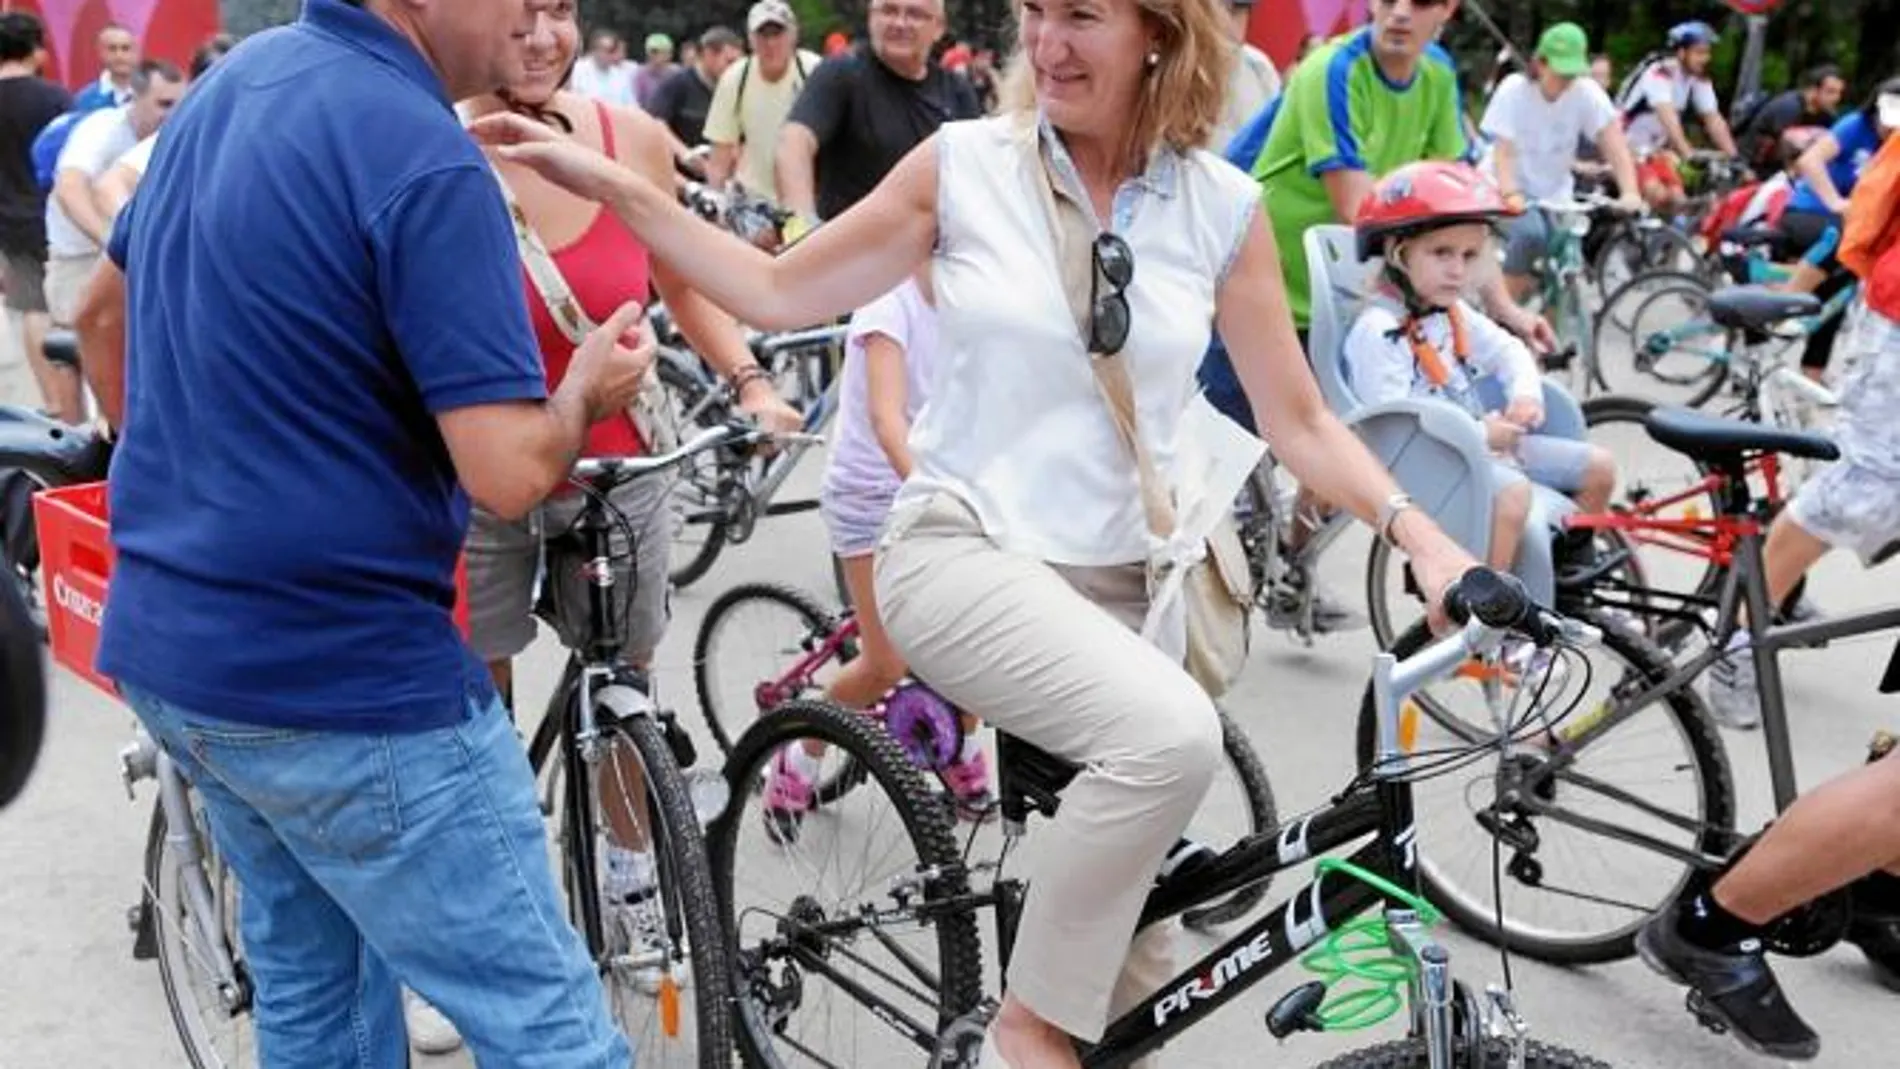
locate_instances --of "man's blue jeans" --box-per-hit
[124,683,631,1068]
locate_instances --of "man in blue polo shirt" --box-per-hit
[73,0,645,1063]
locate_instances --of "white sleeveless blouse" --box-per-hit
[896,116,1259,566]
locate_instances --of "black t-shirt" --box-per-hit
[0,76,72,256]
[786,52,981,220]
[650,65,718,148]
[1741,90,1834,179]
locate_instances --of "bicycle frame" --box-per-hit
[755,611,859,710]
[1564,454,1780,567]
[761,619,1528,1069]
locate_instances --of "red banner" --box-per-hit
[1723,0,1786,12]
[3,0,219,91]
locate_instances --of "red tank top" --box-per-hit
[522,101,653,457]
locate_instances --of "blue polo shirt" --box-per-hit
[98,0,546,731]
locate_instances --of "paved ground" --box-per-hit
[2,402,1897,1069]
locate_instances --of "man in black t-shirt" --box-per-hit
[649,26,744,149]
[776,0,979,224]
[0,13,72,413]
[1739,65,1845,180]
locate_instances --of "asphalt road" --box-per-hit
[0,332,1895,1068]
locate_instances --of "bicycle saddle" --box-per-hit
[41,329,78,369]
[0,407,110,485]
[1707,285,1820,330]
[1643,406,1839,464]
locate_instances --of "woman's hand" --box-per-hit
[737,378,804,438]
[469,112,640,206]
[1496,303,1558,354]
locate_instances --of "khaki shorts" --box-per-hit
[45,252,99,327]
[464,471,679,664]
[2,251,47,314]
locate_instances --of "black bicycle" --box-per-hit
[711,569,1615,1068]
[514,421,794,1068]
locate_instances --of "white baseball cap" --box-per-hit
[748,0,796,32]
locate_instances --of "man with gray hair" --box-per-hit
[71,0,646,1062]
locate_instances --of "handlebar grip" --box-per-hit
[1442,568,1561,646]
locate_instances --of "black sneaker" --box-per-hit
[1848,878,1900,993]
[1637,911,1821,1060]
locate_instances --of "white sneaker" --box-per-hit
[403,990,463,1056]
[1705,647,1762,730]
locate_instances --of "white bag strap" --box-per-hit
[1028,133,1177,543]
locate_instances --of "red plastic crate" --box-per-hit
[32,482,471,697]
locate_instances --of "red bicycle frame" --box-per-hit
[1561,453,1782,567]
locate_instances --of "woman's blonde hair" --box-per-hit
[996,0,1234,168]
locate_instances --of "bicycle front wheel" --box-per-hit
[1593,272,1732,407]
[146,788,255,1069]
[543,700,736,1068]
[1313,1038,1613,1068]
[1354,610,1735,964]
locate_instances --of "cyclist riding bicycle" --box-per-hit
[468,0,1485,1061]
[1616,20,1742,214]
[1774,78,1900,380]
[1346,161,1618,577]
[1479,21,1645,306]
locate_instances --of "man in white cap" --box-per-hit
[704,1,821,202]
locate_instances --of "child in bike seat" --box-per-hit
[1345,161,1617,575]
[761,264,994,842]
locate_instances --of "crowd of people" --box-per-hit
[0,0,1897,1067]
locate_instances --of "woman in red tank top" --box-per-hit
[399,7,800,1054]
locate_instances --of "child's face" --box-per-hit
[1400,223,1493,307]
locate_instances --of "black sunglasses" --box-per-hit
[1089,233,1135,355]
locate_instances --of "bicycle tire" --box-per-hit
[551,704,736,1068]
[1312,1037,1613,1068]
[1592,272,1731,407]
[1582,394,1727,650]
[659,357,732,589]
[1593,223,1699,302]
[0,545,44,808]
[1182,709,1279,930]
[690,582,865,804]
[710,699,984,1069]
[1353,609,1735,965]
[147,793,254,1069]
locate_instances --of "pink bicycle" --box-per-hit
[690,581,1281,929]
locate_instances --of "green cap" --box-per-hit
[645,32,674,54]
[1536,22,1590,78]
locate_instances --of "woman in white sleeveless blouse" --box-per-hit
[475,1,1480,1064]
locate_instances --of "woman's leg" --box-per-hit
[878,495,1223,1064]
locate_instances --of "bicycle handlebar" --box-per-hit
[570,420,821,484]
[1441,567,1597,649]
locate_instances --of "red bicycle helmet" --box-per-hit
[1355,161,1509,260]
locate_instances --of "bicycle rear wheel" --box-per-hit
[146,788,255,1069]
[712,699,984,1069]
[1354,610,1734,964]
[1181,709,1278,930]
[540,697,736,1068]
